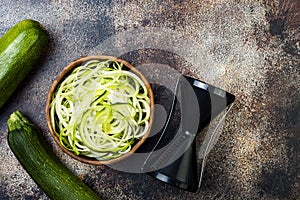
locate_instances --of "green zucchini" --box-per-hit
[0,19,48,109]
[7,111,101,200]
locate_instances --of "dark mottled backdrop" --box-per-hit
[0,0,299,199]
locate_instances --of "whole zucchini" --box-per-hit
[7,111,101,200]
[0,19,48,108]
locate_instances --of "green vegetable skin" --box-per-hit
[0,19,48,108]
[7,111,101,200]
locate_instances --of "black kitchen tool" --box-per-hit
[142,75,235,192]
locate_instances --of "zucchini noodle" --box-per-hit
[50,59,151,160]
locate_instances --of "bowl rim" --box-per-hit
[45,55,154,165]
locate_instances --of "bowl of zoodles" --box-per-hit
[46,55,154,165]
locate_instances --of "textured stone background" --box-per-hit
[0,0,299,199]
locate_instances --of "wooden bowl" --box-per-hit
[45,55,154,165]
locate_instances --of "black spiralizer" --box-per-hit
[142,75,235,192]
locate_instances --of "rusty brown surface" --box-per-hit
[0,0,299,199]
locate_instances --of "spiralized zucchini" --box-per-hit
[50,59,151,160]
